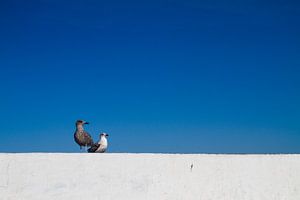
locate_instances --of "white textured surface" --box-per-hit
[0,153,300,200]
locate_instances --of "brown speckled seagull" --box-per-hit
[74,120,93,150]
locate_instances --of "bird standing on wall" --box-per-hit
[74,120,94,150]
[88,133,109,153]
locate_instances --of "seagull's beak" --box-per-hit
[106,134,109,137]
[84,122,89,125]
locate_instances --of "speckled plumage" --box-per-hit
[74,120,93,149]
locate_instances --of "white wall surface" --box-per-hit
[0,153,299,200]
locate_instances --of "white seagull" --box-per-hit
[88,133,109,153]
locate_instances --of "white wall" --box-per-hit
[0,153,299,200]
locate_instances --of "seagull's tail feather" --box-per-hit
[87,143,100,153]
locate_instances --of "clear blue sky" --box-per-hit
[0,0,299,153]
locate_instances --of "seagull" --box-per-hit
[88,133,109,153]
[74,120,94,150]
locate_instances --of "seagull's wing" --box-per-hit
[88,143,100,153]
[83,131,94,145]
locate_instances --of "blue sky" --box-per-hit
[0,0,299,153]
